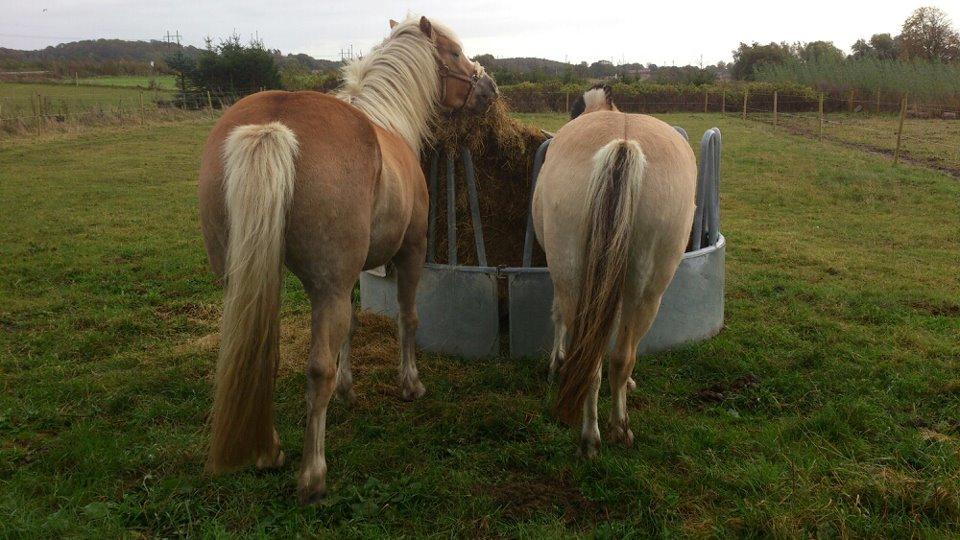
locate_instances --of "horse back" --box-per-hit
[199,91,384,283]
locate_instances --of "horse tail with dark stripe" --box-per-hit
[556,138,646,425]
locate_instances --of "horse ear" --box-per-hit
[419,16,434,39]
[389,19,398,29]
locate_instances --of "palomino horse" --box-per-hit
[532,85,697,456]
[198,16,497,503]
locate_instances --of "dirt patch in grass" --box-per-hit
[483,472,603,525]
[906,299,960,318]
[692,374,760,405]
[179,309,402,403]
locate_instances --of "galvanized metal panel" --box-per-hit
[507,269,555,358]
[505,235,726,358]
[636,236,725,355]
[360,264,500,359]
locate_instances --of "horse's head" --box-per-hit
[392,16,498,113]
[570,84,617,119]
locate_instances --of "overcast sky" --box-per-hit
[4,1,958,66]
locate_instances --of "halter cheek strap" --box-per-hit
[439,63,480,112]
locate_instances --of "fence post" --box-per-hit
[720,90,725,115]
[118,99,123,124]
[894,93,907,165]
[875,88,881,114]
[207,91,213,117]
[35,92,41,137]
[703,90,708,113]
[773,91,778,125]
[565,91,569,112]
[818,93,824,142]
[742,89,748,120]
[139,91,145,124]
[848,90,854,113]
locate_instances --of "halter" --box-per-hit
[438,62,480,112]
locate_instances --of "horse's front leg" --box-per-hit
[393,240,427,401]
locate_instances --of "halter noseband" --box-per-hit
[439,62,480,112]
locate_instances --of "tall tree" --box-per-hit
[899,6,960,62]
[797,41,845,63]
[731,42,795,80]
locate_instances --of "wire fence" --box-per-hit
[501,88,959,173]
[4,84,958,174]
[0,86,265,138]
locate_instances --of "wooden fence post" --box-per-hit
[207,90,213,117]
[773,91,778,125]
[703,90,708,113]
[564,91,569,112]
[720,91,726,115]
[35,92,41,137]
[139,91,145,124]
[893,93,907,165]
[818,93,824,141]
[875,88,881,114]
[742,89,748,120]
[848,90,854,113]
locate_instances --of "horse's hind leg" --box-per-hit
[548,298,566,383]
[394,241,427,401]
[608,298,660,447]
[335,306,358,405]
[579,361,602,458]
[298,290,353,505]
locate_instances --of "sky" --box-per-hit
[3,1,959,66]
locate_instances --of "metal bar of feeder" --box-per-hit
[427,152,439,263]
[522,139,553,267]
[446,152,457,265]
[689,131,711,251]
[461,147,487,267]
[706,128,721,247]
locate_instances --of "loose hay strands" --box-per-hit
[424,99,550,267]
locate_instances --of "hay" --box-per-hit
[424,99,549,267]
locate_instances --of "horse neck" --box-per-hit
[337,33,440,156]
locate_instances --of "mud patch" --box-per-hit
[483,472,603,525]
[692,373,760,404]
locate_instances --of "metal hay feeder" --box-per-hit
[360,127,726,359]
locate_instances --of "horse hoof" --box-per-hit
[337,387,357,406]
[626,377,637,392]
[298,484,327,506]
[256,449,285,470]
[401,380,426,401]
[578,436,601,459]
[610,426,634,448]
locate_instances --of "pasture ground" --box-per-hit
[67,75,179,90]
[1,112,959,537]
[0,82,173,119]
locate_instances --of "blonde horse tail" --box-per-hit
[556,138,646,425]
[207,122,299,473]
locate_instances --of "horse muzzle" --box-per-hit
[463,73,499,113]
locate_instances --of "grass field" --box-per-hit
[68,75,179,90]
[1,113,959,536]
[751,112,960,174]
[0,82,173,119]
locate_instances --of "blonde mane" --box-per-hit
[337,17,459,155]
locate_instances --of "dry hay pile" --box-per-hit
[424,99,550,268]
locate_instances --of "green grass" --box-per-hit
[1,113,959,536]
[755,112,960,173]
[68,75,179,90]
[0,82,173,119]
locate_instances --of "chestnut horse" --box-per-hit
[198,16,496,503]
[533,85,696,456]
